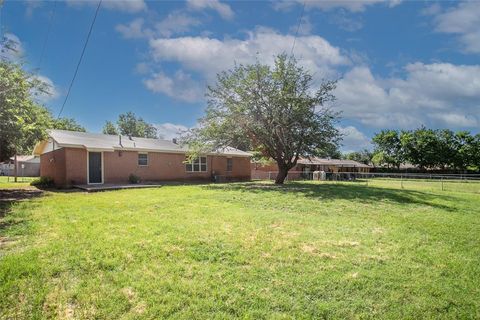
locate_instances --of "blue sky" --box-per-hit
[2,0,479,151]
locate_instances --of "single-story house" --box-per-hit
[0,155,40,176]
[33,130,252,187]
[251,157,372,180]
[296,158,372,173]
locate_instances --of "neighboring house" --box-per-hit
[251,157,372,179]
[33,130,252,187]
[296,158,372,173]
[0,155,40,177]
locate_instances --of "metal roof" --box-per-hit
[39,130,252,157]
[298,157,372,168]
[9,155,39,163]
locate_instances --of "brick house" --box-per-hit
[251,157,372,180]
[33,130,252,187]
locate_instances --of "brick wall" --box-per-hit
[42,148,251,187]
[40,148,66,186]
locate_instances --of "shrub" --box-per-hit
[30,176,54,187]
[128,174,140,184]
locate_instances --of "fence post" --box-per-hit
[401,174,404,189]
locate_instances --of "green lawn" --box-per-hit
[0,176,37,189]
[1,181,479,319]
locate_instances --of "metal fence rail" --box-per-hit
[252,171,480,194]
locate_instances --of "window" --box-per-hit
[186,156,207,172]
[226,158,233,172]
[138,153,148,166]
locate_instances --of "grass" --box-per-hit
[0,176,36,189]
[319,178,480,194]
[1,181,479,319]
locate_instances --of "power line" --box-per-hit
[38,0,57,69]
[57,0,102,118]
[290,1,306,57]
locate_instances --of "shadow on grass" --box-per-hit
[0,189,44,234]
[203,182,457,211]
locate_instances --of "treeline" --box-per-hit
[342,128,480,171]
[371,128,480,171]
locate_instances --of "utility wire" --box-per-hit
[38,0,57,69]
[57,0,102,118]
[290,1,306,57]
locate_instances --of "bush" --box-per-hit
[30,176,54,187]
[128,174,140,184]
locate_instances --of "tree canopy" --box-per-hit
[344,149,373,165]
[102,112,158,138]
[0,59,84,161]
[183,54,340,184]
[372,127,480,171]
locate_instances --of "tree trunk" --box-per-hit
[275,165,288,184]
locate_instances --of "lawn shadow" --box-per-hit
[0,189,44,234]
[203,182,458,211]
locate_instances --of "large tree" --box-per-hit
[184,54,340,184]
[102,112,157,138]
[0,59,84,161]
[400,127,441,170]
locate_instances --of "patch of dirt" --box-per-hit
[0,189,44,202]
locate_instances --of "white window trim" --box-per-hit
[138,152,148,167]
[185,156,208,173]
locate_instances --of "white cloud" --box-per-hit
[32,75,60,103]
[329,11,364,32]
[116,12,201,39]
[0,33,24,61]
[337,125,372,152]
[289,16,313,35]
[274,0,401,13]
[66,0,146,13]
[143,70,205,103]
[187,0,234,20]
[335,62,480,128]
[155,123,190,140]
[429,113,478,127]
[431,1,480,53]
[115,18,153,39]
[24,0,43,17]
[156,11,201,38]
[149,27,350,82]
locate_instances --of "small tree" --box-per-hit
[102,121,118,135]
[53,117,86,132]
[345,149,372,165]
[372,130,403,168]
[184,54,340,184]
[103,112,157,138]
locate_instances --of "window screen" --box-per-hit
[138,153,148,166]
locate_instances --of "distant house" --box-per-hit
[251,157,372,180]
[33,130,252,187]
[0,155,40,177]
[296,158,372,173]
